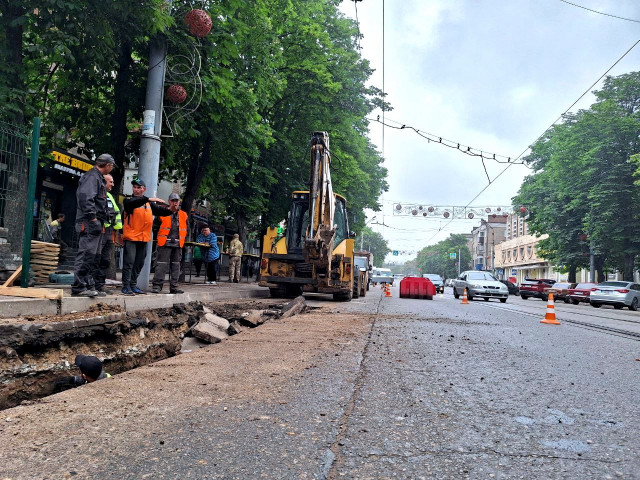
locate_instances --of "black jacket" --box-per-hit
[76,167,108,223]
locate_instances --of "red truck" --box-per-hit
[519,278,556,301]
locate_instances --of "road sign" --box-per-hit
[393,250,399,256]
[450,253,456,259]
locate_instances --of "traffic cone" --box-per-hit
[461,287,469,304]
[541,292,560,325]
[385,284,392,297]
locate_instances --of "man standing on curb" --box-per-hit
[93,174,122,296]
[152,193,188,294]
[228,233,243,283]
[121,178,171,295]
[71,154,114,297]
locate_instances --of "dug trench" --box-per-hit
[0,296,309,411]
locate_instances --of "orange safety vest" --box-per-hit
[157,210,188,247]
[123,204,153,242]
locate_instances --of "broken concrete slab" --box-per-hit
[228,321,247,335]
[239,310,266,327]
[180,336,209,353]
[280,296,306,318]
[192,321,229,344]
[201,313,230,331]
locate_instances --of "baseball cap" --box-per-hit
[75,354,103,380]
[97,153,115,165]
[168,193,180,201]
[131,178,146,187]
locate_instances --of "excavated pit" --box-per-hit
[0,298,295,411]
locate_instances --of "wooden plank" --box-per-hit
[31,240,60,246]
[30,260,59,266]
[0,286,63,300]
[1,266,22,288]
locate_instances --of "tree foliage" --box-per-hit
[414,234,471,280]
[0,0,387,241]
[514,72,640,281]
[359,226,389,265]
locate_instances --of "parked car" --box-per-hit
[546,282,577,303]
[519,278,556,300]
[445,278,455,288]
[422,274,444,293]
[567,282,598,304]
[453,270,509,303]
[499,280,519,295]
[370,267,394,286]
[590,281,640,311]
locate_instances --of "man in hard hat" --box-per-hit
[71,154,114,297]
[228,233,244,283]
[121,179,171,295]
[152,193,188,294]
[93,173,122,296]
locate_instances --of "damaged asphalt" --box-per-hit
[1,286,639,479]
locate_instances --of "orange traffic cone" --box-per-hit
[461,287,469,304]
[541,292,560,325]
[385,284,392,297]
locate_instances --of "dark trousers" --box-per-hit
[206,258,218,282]
[94,228,114,291]
[193,259,203,276]
[122,241,147,289]
[153,246,182,290]
[72,221,104,294]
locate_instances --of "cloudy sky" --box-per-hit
[339,0,640,263]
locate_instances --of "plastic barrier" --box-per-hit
[399,276,435,300]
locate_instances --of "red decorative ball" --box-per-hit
[185,9,212,38]
[519,206,527,214]
[167,84,187,103]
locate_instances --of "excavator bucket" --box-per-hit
[399,277,435,300]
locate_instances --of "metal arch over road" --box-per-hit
[393,203,513,219]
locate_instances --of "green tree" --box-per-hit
[359,226,389,264]
[415,234,471,280]
[515,72,640,281]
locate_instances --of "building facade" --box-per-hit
[469,216,507,272]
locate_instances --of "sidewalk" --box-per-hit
[0,275,268,319]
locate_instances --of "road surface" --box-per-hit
[1,285,638,479]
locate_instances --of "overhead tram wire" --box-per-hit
[558,0,640,24]
[422,37,640,245]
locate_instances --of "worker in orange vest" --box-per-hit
[121,178,171,295]
[152,193,188,294]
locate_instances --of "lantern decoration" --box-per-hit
[519,206,527,214]
[485,207,491,213]
[428,206,434,212]
[167,84,188,103]
[185,9,212,38]
[412,209,418,216]
[423,212,427,217]
[492,214,497,218]
[395,204,402,211]
[467,212,474,219]
[497,207,502,212]
[443,211,450,218]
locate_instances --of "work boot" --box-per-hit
[132,287,146,295]
[170,288,184,294]
[95,290,108,297]
[152,287,161,294]
[121,287,135,296]
[71,289,98,298]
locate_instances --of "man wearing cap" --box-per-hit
[71,153,114,297]
[121,178,172,295]
[52,354,111,392]
[228,233,244,283]
[93,173,122,296]
[152,192,188,294]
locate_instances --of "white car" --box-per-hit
[453,270,508,303]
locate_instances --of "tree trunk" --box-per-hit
[568,264,577,283]
[236,211,248,245]
[181,130,212,215]
[623,253,635,282]
[110,39,133,198]
[595,256,606,283]
[1,1,25,125]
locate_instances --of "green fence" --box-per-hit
[0,120,30,255]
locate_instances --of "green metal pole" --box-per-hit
[21,117,41,288]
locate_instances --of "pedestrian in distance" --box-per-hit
[71,153,114,297]
[228,233,243,283]
[48,213,65,243]
[196,225,219,285]
[93,174,122,296]
[121,178,172,295]
[152,193,188,294]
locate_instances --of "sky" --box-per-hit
[338,0,640,264]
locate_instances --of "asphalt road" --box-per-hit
[1,285,639,479]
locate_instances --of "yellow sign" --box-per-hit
[51,150,93,172]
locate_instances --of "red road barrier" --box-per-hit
[399,276,435,300]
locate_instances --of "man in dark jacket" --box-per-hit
[71,154,114,297]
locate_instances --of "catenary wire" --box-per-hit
[558,0,640,24]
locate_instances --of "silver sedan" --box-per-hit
[590,281,640,311]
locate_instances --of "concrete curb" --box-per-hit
[0,287,270,319]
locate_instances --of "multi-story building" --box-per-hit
[470,216,507,272]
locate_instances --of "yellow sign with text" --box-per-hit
[51,150,93,172]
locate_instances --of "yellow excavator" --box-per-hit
[259,132,355,300]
